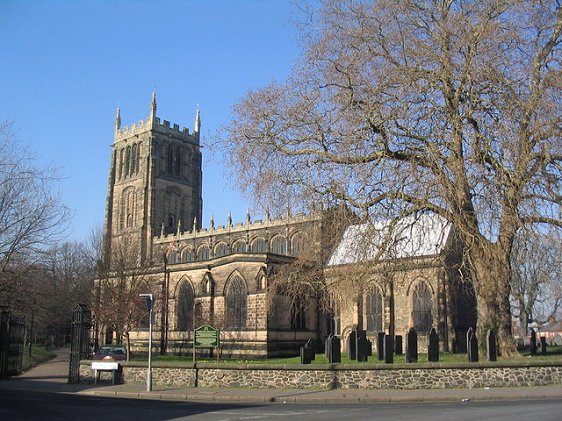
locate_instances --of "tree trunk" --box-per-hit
[469,242,518,357]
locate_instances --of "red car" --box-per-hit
[93,345,127,361]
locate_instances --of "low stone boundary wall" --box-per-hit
[80,361,562,390]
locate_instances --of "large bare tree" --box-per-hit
[224,0,561,355]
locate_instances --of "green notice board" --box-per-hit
[194,325,220,348]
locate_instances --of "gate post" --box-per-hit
[0,307,9,378]
[68,304,91,384]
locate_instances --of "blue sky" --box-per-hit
[0,0,312,242]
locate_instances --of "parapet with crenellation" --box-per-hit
[114,116,197,143]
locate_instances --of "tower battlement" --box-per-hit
[114,117,197,143]
[113,92,200,144]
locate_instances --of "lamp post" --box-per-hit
[140,293,155,392]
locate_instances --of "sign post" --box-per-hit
[139,294,155,392]
[193,325,220,363]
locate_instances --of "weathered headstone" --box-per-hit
[540,336,547,355]
[348,330,357,360]
[486,329,497,362]
[300,339,315,364]
[406,328,418,363]
[530,329,537,355]
[356,330,369,362]
[427,328,439,362]
[467,328,479,362]
[324,333,332,358]
[327,335,341,363]
[395,335,403,355]
[377,332,385,361]
[384,334,394,364]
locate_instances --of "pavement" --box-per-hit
[1,348,562,404]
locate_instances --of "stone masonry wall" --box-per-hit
[80,361,562,390]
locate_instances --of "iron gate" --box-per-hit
[0,307,26,378]
[68,304,91,384]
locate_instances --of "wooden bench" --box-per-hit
[92,361,120,385]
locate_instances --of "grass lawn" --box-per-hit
[21,345,56,371]
[130,346,562,365]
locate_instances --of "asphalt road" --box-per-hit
[2,387,562,421]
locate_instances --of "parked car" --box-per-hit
[93,345,127,361]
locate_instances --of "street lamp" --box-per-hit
[139,293,155,392]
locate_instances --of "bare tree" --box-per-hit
[511,228,562,337]
[94,235,155,359]
[224,1,562,355]
[0,120,69,311]
[35,241,94,346]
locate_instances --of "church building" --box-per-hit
[98,95,476,358]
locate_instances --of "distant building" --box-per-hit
[97,95,476,357]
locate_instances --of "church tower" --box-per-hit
[104,93,203,266]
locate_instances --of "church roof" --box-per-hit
[327,213,452,266]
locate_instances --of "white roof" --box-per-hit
[327,213,452,266]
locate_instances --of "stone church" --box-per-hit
[99,94,476,358]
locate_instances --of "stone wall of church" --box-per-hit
[326,256,455,354]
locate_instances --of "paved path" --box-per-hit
[2,348,562,404]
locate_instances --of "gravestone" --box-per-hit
[530,329,537,355]
[377,332,385,361]
[486,329,497,362]
[467,328,479,362]
[395,335,403,355]
[300,339,315,364]
[540,336,547,355]
[325,334,332,358]
[348,330,357,360]
[366,338,372,357]
[384,334,394,364]
[406,328,418,363]
[326,335,341,363]
[427,328,439,362]
[356,330,369,362]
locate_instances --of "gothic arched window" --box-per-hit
[121,187,136,229]
[225,276,247,329]
[197,245,209,261]
[251,238,267,253]
[412,282,433,334]
[291,232,305,256]
[177,281,194,331]
[214,242,228,258]
[290,298,307,330]
[124,146,131,178]
[271,235,287,255]
[366,287,383,332]
[131,143,138,175]
[135,143,141,174]
[181,248,194,262]
[232,240,246,253]
[118,148,124,180]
